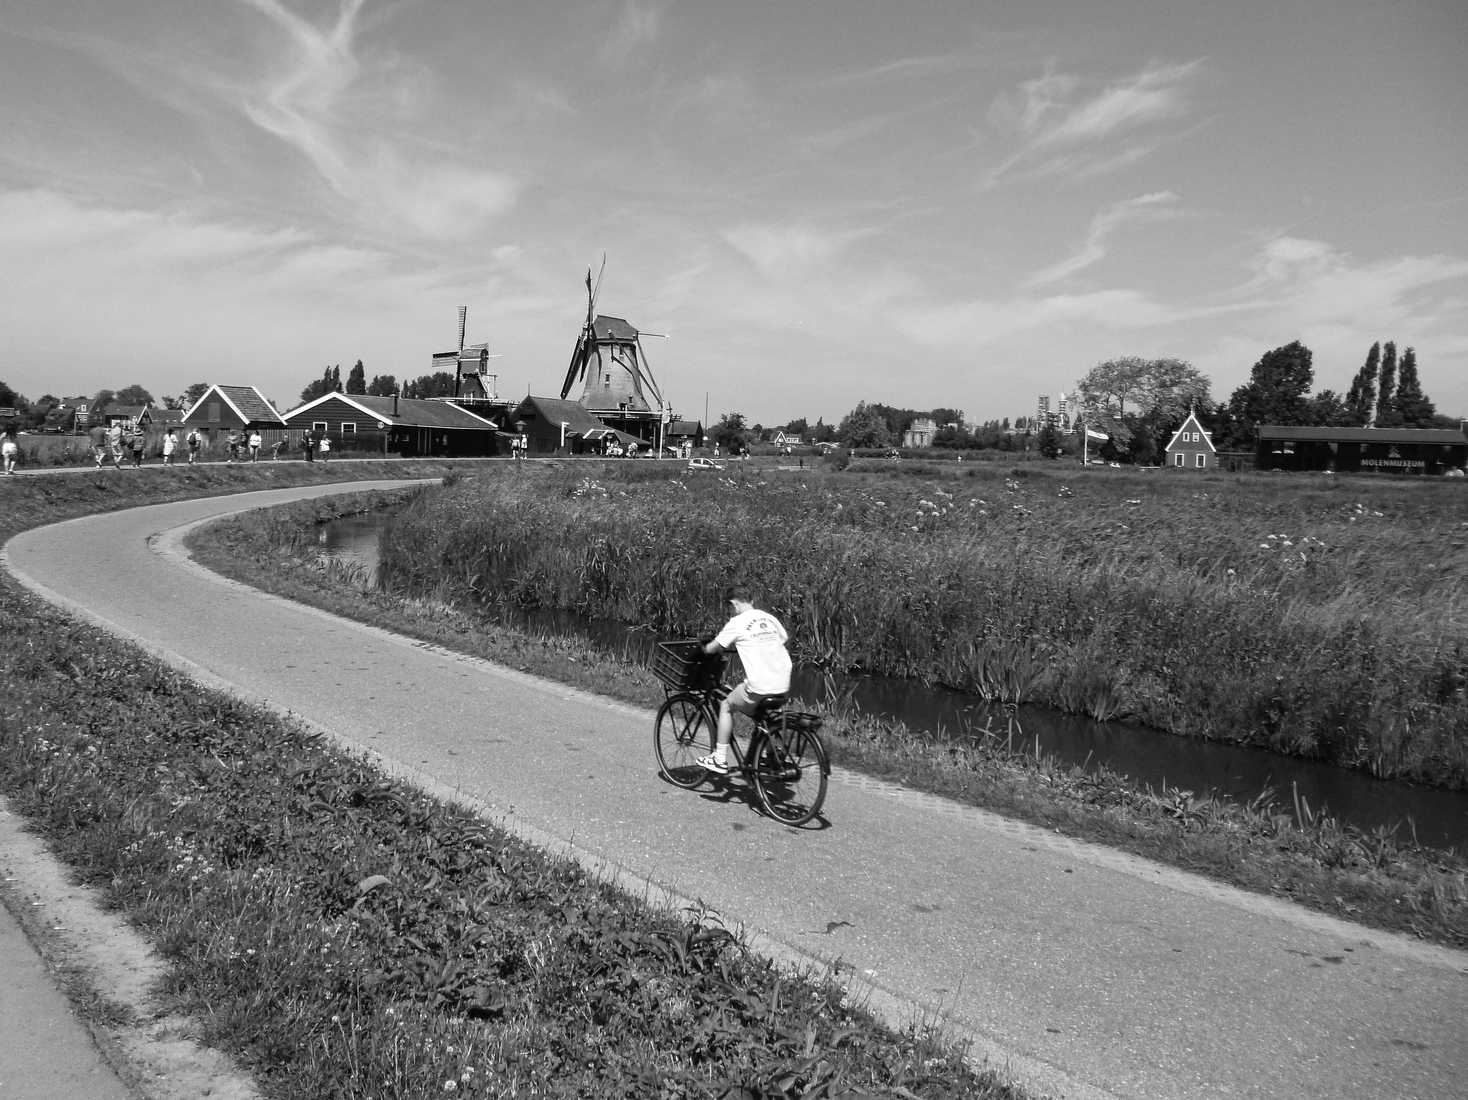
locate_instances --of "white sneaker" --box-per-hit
[695,753,730,774]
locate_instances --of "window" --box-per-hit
[208,403,221,422]
[340,422,356,434]
[1196,453,1206,468]
[312,421,328,433]
[604,373,611,385]
[1174,453,1184,467]
[1192,432,1200,442]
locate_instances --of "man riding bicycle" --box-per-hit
[698,585,792,774]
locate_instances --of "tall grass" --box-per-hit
[379,464,1468,787]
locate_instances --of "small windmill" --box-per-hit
[432,306,502,403]
[559,261,664,418]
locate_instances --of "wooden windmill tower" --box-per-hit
[559,265,666,441]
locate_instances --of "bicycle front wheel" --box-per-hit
[751,727,829,826]
[654,694,715,789]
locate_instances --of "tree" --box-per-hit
[1392,347,1437,427]
[837,402,893,448]
[1035,420,1063,458]
[1307,389,1352,427]
[366,374,399,397]
[346,360,367,395]
[402,372,455,399]
[114,384,154,407]
[1344,343,1379,426]
[300,365,343,404]
[708,412,749,452]
[1075,356,1149,418]
[91,389,117,417]
[810,418,836,444]
[931,407,964,427]
[1223,341,1314,446]
[1374,342,1400,426]
[784,417,808,437]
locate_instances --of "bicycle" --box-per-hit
[651,640,829,826]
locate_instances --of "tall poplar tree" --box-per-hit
[1344,342,1379,425]
[1375,342,1399,426]
[346,360,366,395]
[1392,347,1436,427]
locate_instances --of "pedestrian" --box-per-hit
[186,428,202,465]
[2,427,18,475]
[303,431,315,463]
[89,422,108,468]
[248,429,262,462]
[107,421,125,469]
[318,433,331,462]
[130,425,145,467]
[226,429,239,463]
[271,438,284,461]
[162,428,177,466]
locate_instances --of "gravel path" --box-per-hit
[6,481,1466,1100]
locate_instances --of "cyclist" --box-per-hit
[697,585,792,774]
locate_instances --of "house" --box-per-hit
[103,405,149,428]
[280,392,503,457]
[664,419,704,451]
[181,385,288,444]
[148,406,187,432]
[771,427,805,447]
[1165,412,1216,470]
[1256,425,1468,475]
[511,396,612,455]
[903,417,938,448]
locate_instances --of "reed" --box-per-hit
[377,463,1468,787]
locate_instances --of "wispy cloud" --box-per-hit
[1023,191,1179,286]
[598,1,663,68]
[986,60,1202,184]
[231,0,516,238]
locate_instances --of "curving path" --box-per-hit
[6,482,1466,1100]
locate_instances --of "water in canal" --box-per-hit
[317,511,1468,852]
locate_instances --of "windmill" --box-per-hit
[431,306,502,405]
[559,262,665,426]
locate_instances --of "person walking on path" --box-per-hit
[302,431,315,463]
[89,422,108,468]
[225,430,239,463]
[318,434,331,462]
[162,428,177,466]
[2,427,18,475]
[248,430,262,463]
[129,426,145,468]
[696,584,793,774]
[107,422,125,469]
[186,428,201,465]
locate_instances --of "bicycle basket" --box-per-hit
[652,640,726,692]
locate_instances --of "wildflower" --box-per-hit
[443,1081,457,1092]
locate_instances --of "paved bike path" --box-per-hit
[6,483,1466,1100]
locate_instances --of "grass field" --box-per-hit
[0,465,1020,1099]
[374,459,1468,790]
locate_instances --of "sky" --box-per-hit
[2,0,1466,427]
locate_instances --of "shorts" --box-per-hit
[725,681,784,716]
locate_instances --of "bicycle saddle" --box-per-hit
[752,694,788,719]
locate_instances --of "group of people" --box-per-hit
[84,422,269,469]
[224,429,267,463]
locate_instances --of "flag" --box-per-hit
[1085,428,1109,441]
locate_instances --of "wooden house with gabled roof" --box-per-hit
[1165,410,1216,470]
[280,392,504,457]
[181,385,287,444]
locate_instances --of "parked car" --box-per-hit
[688,457,725,471]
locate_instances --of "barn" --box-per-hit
[1164,411,1217,470]
[280,393,503,457]
[1256,425,1468,475]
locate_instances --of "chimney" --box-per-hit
[393,389,399,417]
[457,306,467,351]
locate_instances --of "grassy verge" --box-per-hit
[368,461,1468,788]
[0,465,1020,1099]
[188,491,1468,951]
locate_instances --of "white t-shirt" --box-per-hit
[318,436,331,452]
[163,435,175,454]
[714,608,792,695]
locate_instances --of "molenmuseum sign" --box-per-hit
[1256,426,1468,475]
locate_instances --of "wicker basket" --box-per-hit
[652,640,726,692]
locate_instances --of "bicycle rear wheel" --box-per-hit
[654,694,715,789]
[751,727,829,826]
